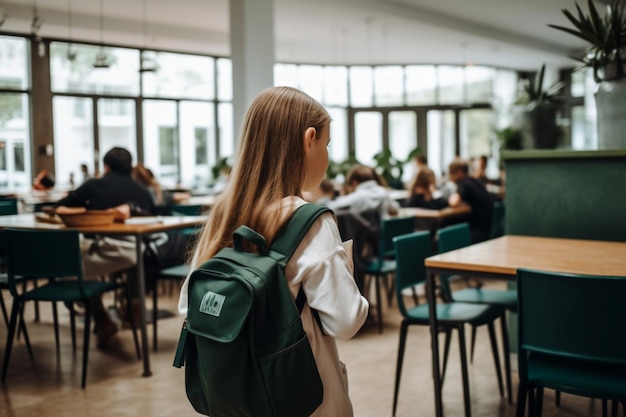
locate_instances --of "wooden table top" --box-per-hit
[397,204,471,220]
[425,235,626,277]
[0,213,207,235]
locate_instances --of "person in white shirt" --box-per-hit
[178,86,368,417]
[326,164,399,219]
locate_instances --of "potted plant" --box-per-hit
[373,147,421,189]
[515,63,565,149]
[549,0,626,149]
[326,153,360,182]
[496,126,523,151]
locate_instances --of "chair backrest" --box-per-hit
[437,222,472,253]
[378,216,416,259]
[0,199,17,261]
[171,204,204,216]
[489,200,505,239]
[436,222,472,296]
[517,268,626,369]
[393,230,432,317]
[0,198,18,216]
[5,228,85,298]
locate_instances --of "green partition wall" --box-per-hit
[501,149,626,353]
[503,149,626,242]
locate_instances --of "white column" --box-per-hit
[230,0,275,146]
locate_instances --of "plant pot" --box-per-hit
[521,102,561,149]
[595,80,626,150]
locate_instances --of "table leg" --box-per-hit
[135,234,152,377]
[427,267,444,417]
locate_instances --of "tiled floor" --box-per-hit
[0,281,613,417]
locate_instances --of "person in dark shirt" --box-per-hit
[447,158,494,243]
[56,147,155,348]
[59,148,155,216]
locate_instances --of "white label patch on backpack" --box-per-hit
[199,291,226,317]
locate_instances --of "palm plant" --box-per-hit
[548,0,626,82]
[517,63,565,109]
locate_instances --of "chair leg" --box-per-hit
[555,390,561,408]
[499,312,513,404]
[0,294,8,326]
[125,289,141,360]
[516,382,528,417]
[535,386,544,417]
[469,325,477,363]
[18,311,34,360]
[487,321,504,398]
[52,301,60,354]
[612,399,618,417]
[528,385,537,417]
[69,302,77,352]
[374,274,383,333]
[152,283,159,352]
[2,301,20,382]
[392,321,409,417]
[33,280,40,322]
[81,303,91,389]
[440,328,452,388]
[386,273,395,307]
[457,325,472,417]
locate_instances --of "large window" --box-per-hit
[427,110,456,179]
[50,43,140,95]
[0,35,31,193]
[276,62,517,175]
[49,42,230,191]
[22,33,604,197]
[354,111,382,166]
[389,111,417,183]
[53,96,94,187]
[143,100,178,186]
[142,52,215,99]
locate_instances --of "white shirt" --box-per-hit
[177,197,369,416]
[325,180,399,219]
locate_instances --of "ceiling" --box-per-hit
[0,0,609,71]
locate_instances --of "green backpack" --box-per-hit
[173,204,330,417]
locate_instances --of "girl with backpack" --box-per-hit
[178,86,369,416]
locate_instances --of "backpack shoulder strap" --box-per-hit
[268,203,332,263]
[269,203,332,322]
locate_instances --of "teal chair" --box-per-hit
[0,198,34,338]
[148,204,202,350]
[170,203,204,216]
[171,203,204,236]
[437,222,515,403]
[1,228,140,388]
[0,198,18,216]
[489,200,505,239]
[151,263,190,351]
[0,198,18,323]
[363,216,416,333]
[516,269,626,417]
[391,230,506,417]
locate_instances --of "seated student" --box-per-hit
[472,155,489,184]
[55,147,155,348]
[32,170,55,191]
[406,168,448,210]
[132,163,191,208]
[326,164,399,219]
[447,158,495,243]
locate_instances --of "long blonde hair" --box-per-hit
[192,86,331,266]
